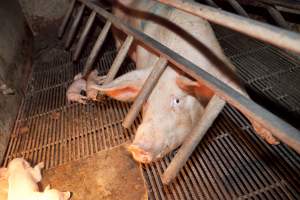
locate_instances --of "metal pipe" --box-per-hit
[266,6,291,29]
[79,0,300,154]
[58,0,76,38]
[122,57,168,128]
[155,0,300,54]
[103,35,134,84]
[162,95,226,184]
[65,4,85,50]
[73,11,97,61]
[82,21,112,77]
[226,0,249,17]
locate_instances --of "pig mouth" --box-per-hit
[127,144,156,163]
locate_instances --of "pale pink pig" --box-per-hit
[92,0,278,163]
[6,158,70,200]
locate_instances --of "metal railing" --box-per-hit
[57,0,300,184]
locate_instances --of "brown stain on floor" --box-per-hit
[41,144,148,200]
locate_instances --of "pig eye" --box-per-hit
[171,96,182,109]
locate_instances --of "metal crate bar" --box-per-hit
[155,0,300,54]
[73,11,97,61]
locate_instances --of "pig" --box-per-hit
[6,158,70,200]
[86,69,107,100]
[66,73,88,104]
[0,167,8,200]
[91,0,278,163]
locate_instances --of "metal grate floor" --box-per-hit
[2,24,300,199]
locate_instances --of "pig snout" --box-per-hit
[128,122,166,163]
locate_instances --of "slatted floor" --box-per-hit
[2,24,300,199]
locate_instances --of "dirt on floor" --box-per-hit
[41,144,148,200]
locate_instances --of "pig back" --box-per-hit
[113,1,244,93]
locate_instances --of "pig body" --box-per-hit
[66,73,88,104]
[92,0,277,163]
[6,158,70,200]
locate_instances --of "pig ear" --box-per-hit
[91,67,152,102]
[176,75,214,106]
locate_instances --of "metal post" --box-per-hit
[82,21,112,77]
[155,0,300,54]
[267,6,291,29]
[161,95,226,185]
[226,0,249,17]
[65,4,85,50]
[122,57,168,128]
[58,0,76,38]
[103,35,134,84]
[73,11,97,61]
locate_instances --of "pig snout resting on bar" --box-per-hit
[6,158,70,200]
[66,73,88,104]
[92,0,278,163]
[86,69,107,100]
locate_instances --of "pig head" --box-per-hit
[92,0,276,163]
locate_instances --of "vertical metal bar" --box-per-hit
[122,57,168,128]
[82,21,112,76]
[65,4,85,50]
[226,0,249,17]
[103,35,134,83]
[161,95,226,185]
[267,6,291,29]
[58,0,76,38]
[73,11,97,61]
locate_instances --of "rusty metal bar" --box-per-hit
[82,21,112,77]
[103,35,134,84]
[155,0,300,54]
[122,57,168,128]
[266,6,291,29]
[65,4,85,50]
[226,0,249,17]
[78,0,300,154]
[73,11,97,61]
[58,0,76,38]
[162,95,226,185]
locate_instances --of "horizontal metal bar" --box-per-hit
[155,0,300,54]
[122,57,168,128]
[58,0,76,38]
[79,0,300,154]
